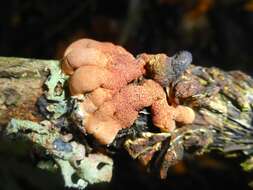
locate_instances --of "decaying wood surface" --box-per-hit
[1,56,253,174]
[0,57,58,126]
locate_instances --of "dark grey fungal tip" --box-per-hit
[140,50,193,87]
[172,50,192,69]
[175,51,192,65]
[171,50,192,79]
[53,138,73,152]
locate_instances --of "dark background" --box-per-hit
[1,0,253,74]
[0,0,253,190]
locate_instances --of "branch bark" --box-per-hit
[0,57,56,125]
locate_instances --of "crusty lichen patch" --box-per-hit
[44,61,69,102]
[6,119,113,190]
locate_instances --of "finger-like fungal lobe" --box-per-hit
[62,38,195,145]
[76,80,195,145]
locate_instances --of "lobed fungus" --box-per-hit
[62,38,195,145]
[78,79,195,144]
[62,38,145,94]
[62,38,147,115]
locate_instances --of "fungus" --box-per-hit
[62,38,195,145]
[75,80,195,145]
[62,38,146,92]
[62,38,146,113]
[138,50,192,87]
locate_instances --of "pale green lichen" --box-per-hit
[56,159,89,189]
[46,100,69,119]
[6,119,113,190]
[42,62,70,120]
[44,62,68,102]
[76,154,113,185]
[7,119,50,135]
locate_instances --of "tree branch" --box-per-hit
[1,56,253,188]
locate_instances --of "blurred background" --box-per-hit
[0,0,253,189]
[1,0,253,74]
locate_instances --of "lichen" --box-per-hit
[40,62,69,120]
[5,118,113,189]
[44,62,68,102]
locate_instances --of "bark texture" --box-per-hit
[0,57,58,125]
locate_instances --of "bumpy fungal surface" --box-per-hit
[62,38,195,145]
[62,38,145,95]
[83,79,195,144]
